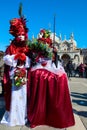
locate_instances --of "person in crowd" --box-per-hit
[74,65,80,77]
[0,55,4,96]
[66,60,74,78]
[85,63,87,78]
[78,63,85,78]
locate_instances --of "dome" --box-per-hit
[68,39,77,47]
[68,32,77,47]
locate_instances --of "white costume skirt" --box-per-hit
[1,84,27,126]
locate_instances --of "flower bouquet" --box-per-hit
[14,68,27,87]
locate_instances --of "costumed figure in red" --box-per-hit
[27,29,75,129]
[1,14,31,126]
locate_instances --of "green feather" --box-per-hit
[18,2,23,17]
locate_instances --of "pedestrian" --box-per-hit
[0,57,4,96]
[66,60,74,78]
[79,63,85,77]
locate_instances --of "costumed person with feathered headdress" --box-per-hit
[1,4,30,126]
[27,29,75,129]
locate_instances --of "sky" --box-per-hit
[0,0,87,51]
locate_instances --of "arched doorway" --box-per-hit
[83,55,87,64]
[73,55,80,65]
[61,54,70,66]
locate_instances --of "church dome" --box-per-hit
[68,39,77,47]
[68,32,77,47]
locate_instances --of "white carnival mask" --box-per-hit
[18,35,25,41]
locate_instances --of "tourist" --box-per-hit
[66,60,74,78]
[79,63,85,77]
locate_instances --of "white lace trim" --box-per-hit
[31,60,65,75]
[3,54,30,68]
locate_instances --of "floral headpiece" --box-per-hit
[27,29,53,64]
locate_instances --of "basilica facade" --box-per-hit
[0,32,87,69]
[50,32,85,66]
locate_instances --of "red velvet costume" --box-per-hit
[3,17,29,111]
[27,29,75,128]
[27,67,75,128]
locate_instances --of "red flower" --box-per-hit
[45,38,52,45]
[14,68,27,87]
[38,38,45,43]
[40,29,46,34]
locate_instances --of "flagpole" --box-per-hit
[53,14,56,47]
[53,14,58,67]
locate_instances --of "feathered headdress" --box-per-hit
[9,3,28,39]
